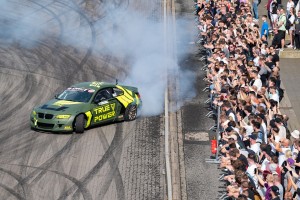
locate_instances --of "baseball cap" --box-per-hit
[271,186,280,195]
[287,158,295,166]
[249,134,258,140]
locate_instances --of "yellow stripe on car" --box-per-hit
[53,100,82,106]
[85,111,92,128]
[116,86,135,108]
[116,96,130,108]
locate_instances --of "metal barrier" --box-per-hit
[205,105,221,164]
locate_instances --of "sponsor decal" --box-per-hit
[67,87,95,93]
[89,82,102,88]
[93,103,116,122]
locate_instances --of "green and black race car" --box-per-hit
[30,81,142,133]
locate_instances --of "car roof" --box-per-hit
[71,82,116,90]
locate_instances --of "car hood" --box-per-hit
[35,99,86,114]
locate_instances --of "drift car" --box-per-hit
[30,81,142,133]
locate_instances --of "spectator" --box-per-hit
[277,5,287,51]
[261,15,270,38]
[287,7,296,48]
[270,0,279,29]
[253,0,259,20]
[295,10,300,50]
[287,0,295,15]
[270,185,281,200]
[290,130,300,144]
[255,172,275,200]
[271,138,291,165]
[275,118,287,140]
[249,133,261,154]
[192,1,298,198]
[272,172,284,200]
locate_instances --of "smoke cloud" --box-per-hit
[0,0,196,116]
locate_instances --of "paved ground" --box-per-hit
[175,0,222,200]
[279,59,300,131]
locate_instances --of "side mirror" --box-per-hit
[55,94,59,99]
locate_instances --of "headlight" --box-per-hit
[56,115,71,119]
[32,110,37,116]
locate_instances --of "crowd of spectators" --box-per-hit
[194,0,300,199]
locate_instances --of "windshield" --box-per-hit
[57,87,95,103]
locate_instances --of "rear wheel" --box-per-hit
[74,114,85,133]
[124,104,137,121]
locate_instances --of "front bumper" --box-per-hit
[30,114,75,132]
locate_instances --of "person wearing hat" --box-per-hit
[255,170,275,200]
[291,130,300,144]
[270,185,281,200]
[272,171,284,200]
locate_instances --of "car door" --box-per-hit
[90,88,121,125]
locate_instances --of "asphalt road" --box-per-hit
[174,0,222,199]
[0,0,164,199]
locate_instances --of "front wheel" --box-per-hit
[124,104,137,121]
[74,114,85,133]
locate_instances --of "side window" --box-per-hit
[113,88,123,96]
[94,88,113,102]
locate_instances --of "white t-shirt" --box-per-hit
[253,78,262,91]
[270,92,280,103]
[254,56,260,66]
[289,15,296,30]
[278,147,291,166]
[261,123,268,143]
[250,143,261,155]
[247,164,259,188]
[244,125,254,136]
[261,158,270,171]
[278,125,287,139]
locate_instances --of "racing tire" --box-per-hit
[74,114,85,133]
[124,104,137,121]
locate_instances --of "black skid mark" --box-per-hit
[0,167,32,200]
[1,164,93,200]
[57,125,125,200]
[95,128,125,200]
